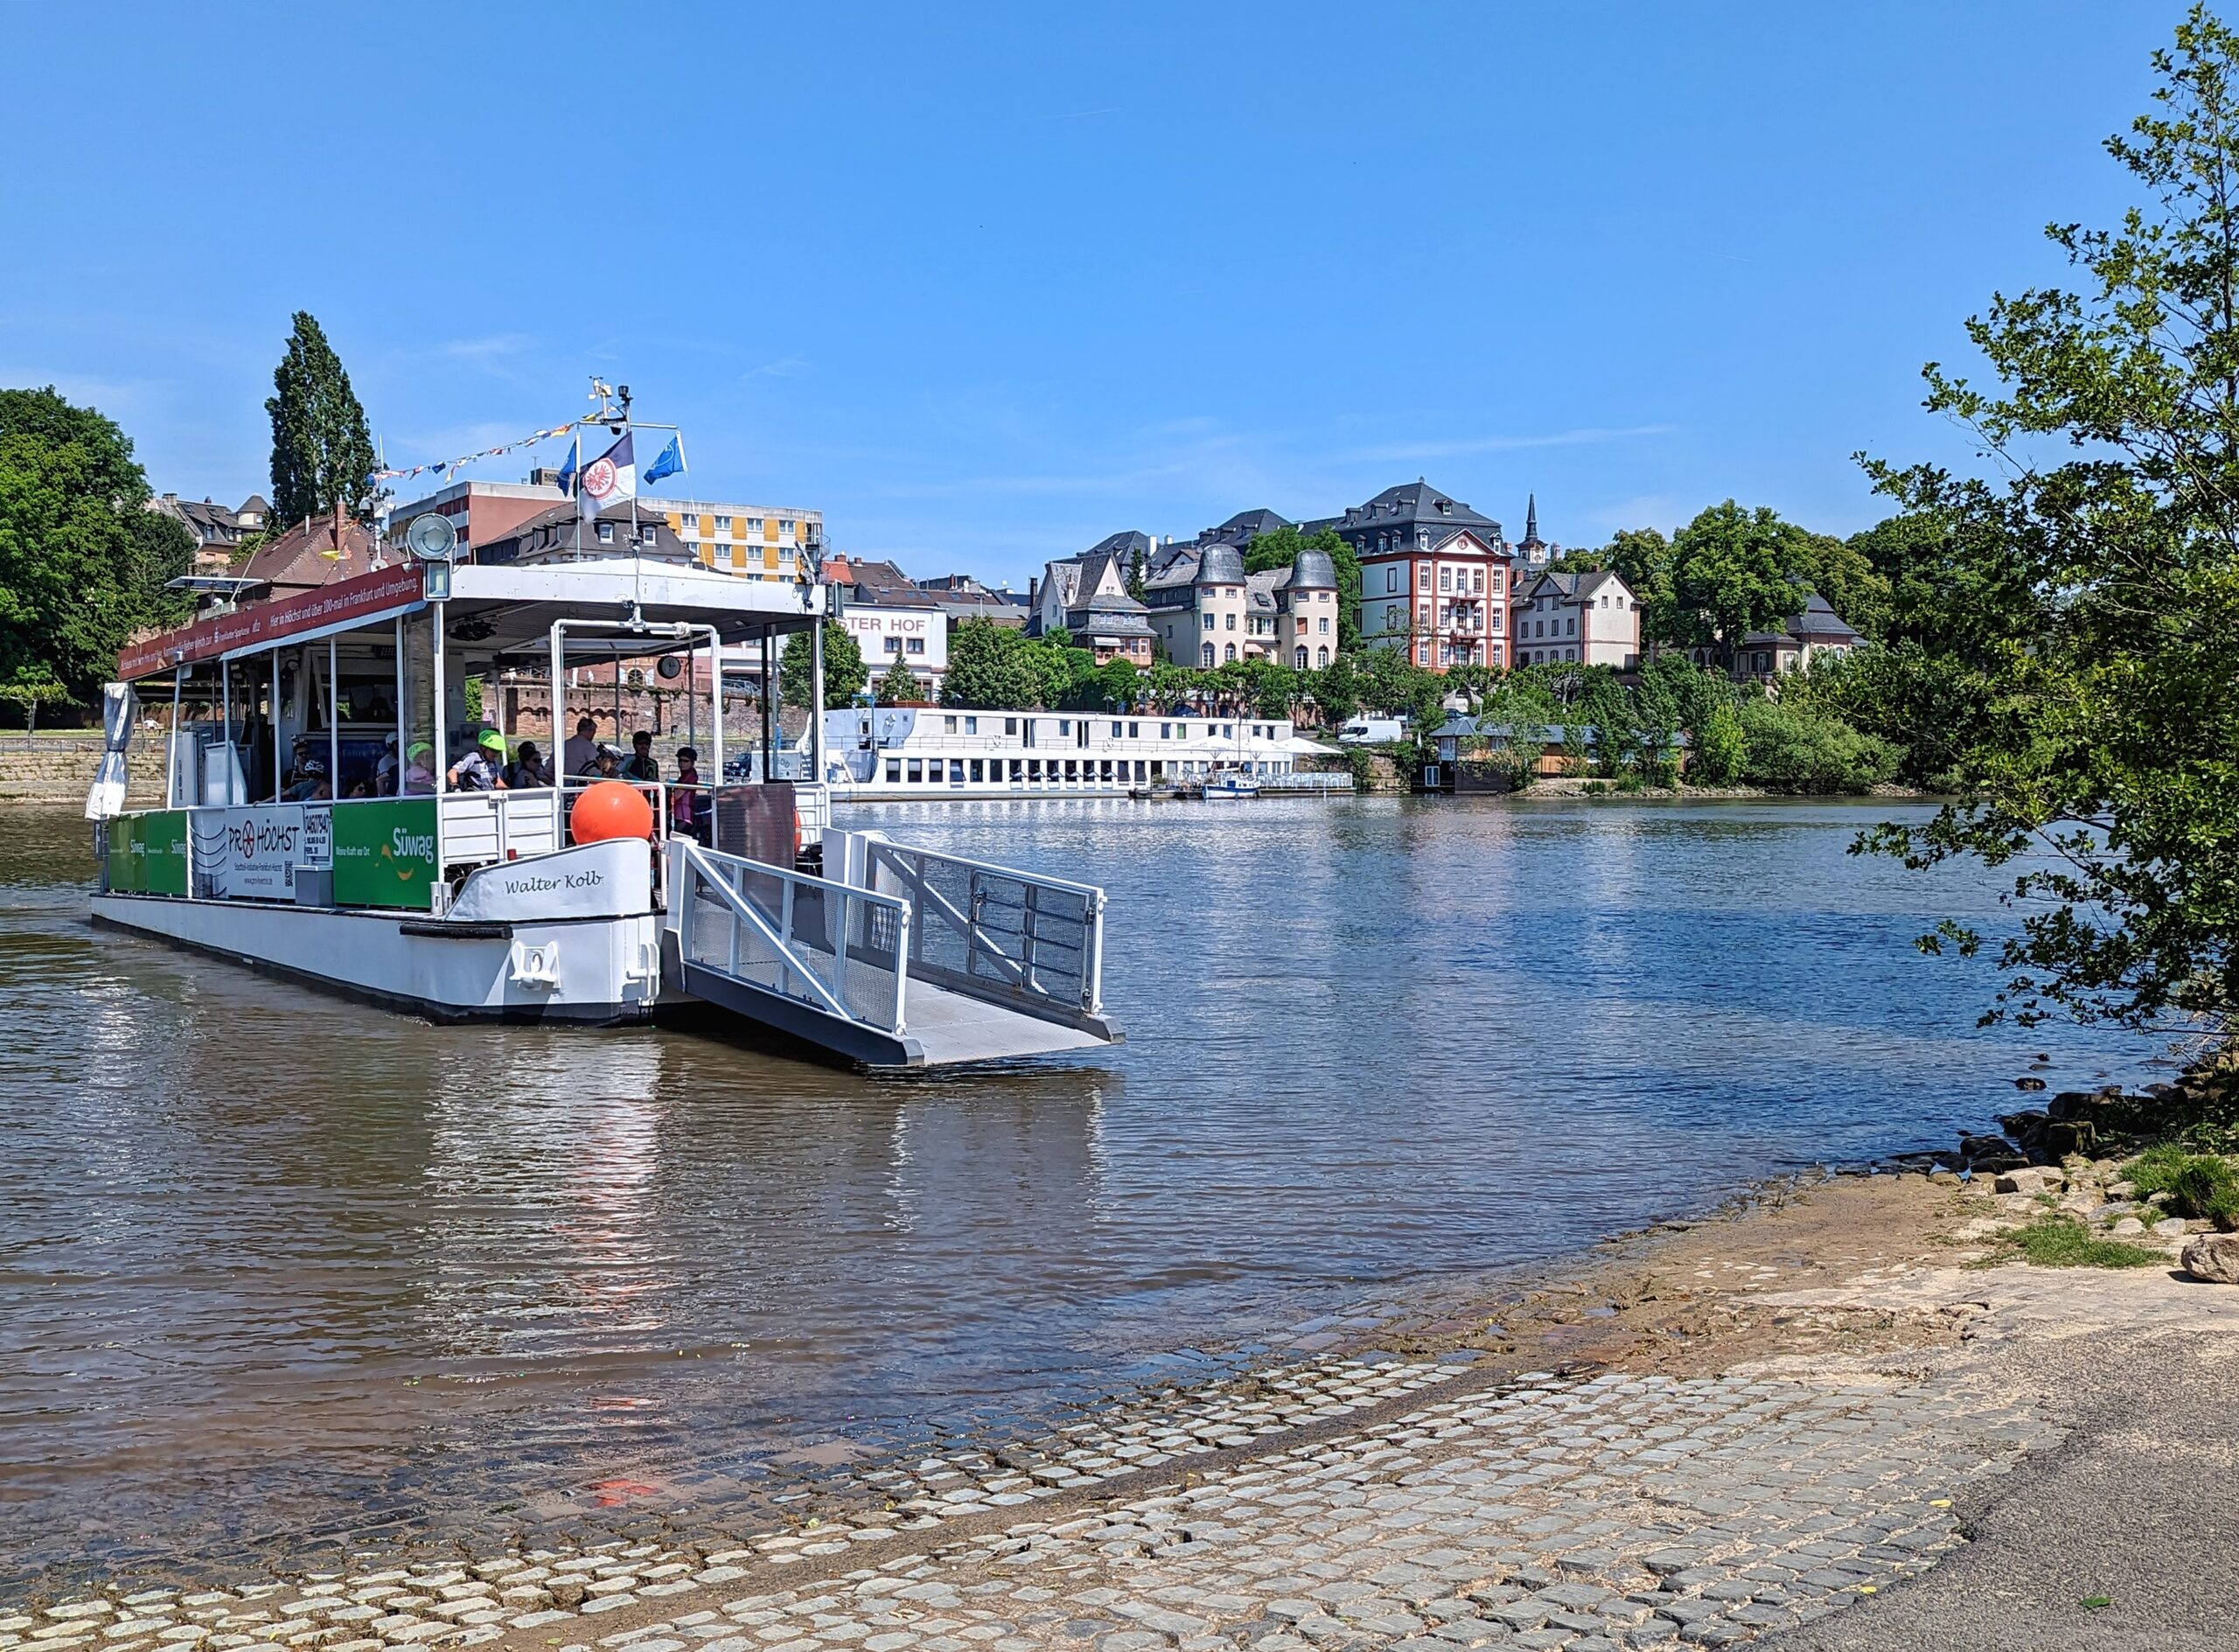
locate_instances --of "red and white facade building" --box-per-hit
[1311,481,1514,673]
[1357,531,1511,669]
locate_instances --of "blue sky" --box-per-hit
[0,1,2180,584]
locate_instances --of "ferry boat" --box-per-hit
[817,705,1346,802]
[87,449,1121,1070]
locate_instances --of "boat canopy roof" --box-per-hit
[118,554,829,682]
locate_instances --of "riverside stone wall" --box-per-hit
[0,739,164,804]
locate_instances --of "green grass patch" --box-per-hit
[2121,1145,2239,1229]
[1977,1214,2166,1270]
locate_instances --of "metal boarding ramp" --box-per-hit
[664,831,1121,1067]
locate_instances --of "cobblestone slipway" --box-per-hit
[6,1176,2222,1652]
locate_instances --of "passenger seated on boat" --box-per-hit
[282,735,315,793]
[402,742,437,795]
[621,730,659,784]
[281,757,331,802]
[374,735,399,795]
[588,743,624,780]
[503,741,550,789]
[447,728,509,791]
[671,748,710,843]
[561,716,598,777]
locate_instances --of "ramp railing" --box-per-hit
[861,840,1106,1028]
[673,840,910,1034]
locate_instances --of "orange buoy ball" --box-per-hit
[571,779,655,843]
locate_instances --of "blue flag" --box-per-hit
[644,433,686,488]
[554,445,578,497]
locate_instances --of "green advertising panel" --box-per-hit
[106,815,141,893]
[331,798,438,910]
[108,812,192,896]
[138,811,188,896]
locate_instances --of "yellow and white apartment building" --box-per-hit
[652,500,825,581]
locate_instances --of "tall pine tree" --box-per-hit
[266,312,374,527]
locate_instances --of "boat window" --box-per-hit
[1028,758,1042,780]
[964,716,978,735]
[885,760,901,783]
[969,759,984,782]
[944,715,957,733]
[1057,720,1071,736]
[1159,721,1170,739]
[1009,759,1022,781]
[1127,721,1139,737]
[907,760,923,783]
[1110,721,1123,738]
[1004,717,1017,736]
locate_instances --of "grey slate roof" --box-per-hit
[1203,507,1292,544]
[1304,480,1503,542]
[1273,548,1338,592]
[1742,591,1862,647]
[1196,544,1245,586]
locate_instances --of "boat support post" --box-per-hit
[548,618,568,846]
[708,626,723,821]
[165,663,182,808]
[759,627,773,784]
[394,617,406,798]
[433,599,448,885]
[809,616,825,782]
[327,637,339,801]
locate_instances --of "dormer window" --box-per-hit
[596,521,615,543]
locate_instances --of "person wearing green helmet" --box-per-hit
[448,728,510,791]
[402,741,438,795]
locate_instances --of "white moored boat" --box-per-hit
[817,706,1347,801]
[87,460,1121,1070]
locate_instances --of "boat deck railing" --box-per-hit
[673,840,911,1034]
[860,837,1106,1028]
[1257,772,1356,792]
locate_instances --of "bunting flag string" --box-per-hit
[366,421,583,488]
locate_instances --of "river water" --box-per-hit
[0,797,2159,1594]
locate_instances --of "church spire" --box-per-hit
[1524,493,1541,545]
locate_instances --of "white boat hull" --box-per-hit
[90,892,663,1023]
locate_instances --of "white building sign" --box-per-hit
[840,606,947,678]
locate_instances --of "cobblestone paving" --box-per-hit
[516,1368,2050,1652]
[7,1353,2051,1652]
[0,1355,1476,1652]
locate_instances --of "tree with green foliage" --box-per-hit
[1735,695,1899,792]
[266,311,375,528]
[1306,653,1361,724]
[0,387,193,706]
[1852,5,2239,1035]
[779,620,867,709]
[1472,673,1560,786]
[0,668,73,735]
[1797,530,1891,642]
[1693,699,1747,784]
[941,617,1045,708]
[1551,526,1674,618]
[875,655,921,705]
[1243,524,1364,646]
[1662,501,1821,666]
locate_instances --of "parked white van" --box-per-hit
[1338,717,1407,745]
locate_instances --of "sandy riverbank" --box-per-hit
[11,1169,2232,1652]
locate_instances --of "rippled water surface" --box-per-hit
[0,797,2159,1592]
